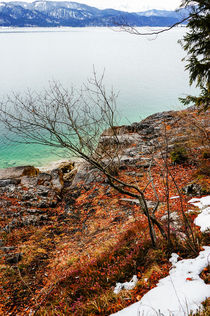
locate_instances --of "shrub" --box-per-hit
[170,147,188,164]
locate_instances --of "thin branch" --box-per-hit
[113,15,190,36]
[113,7,202,37]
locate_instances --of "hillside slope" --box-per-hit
[0,107,209,315]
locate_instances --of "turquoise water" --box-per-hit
[0,142,69,168]
[0,27,197,168]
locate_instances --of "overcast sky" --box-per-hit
[2,0,183,12]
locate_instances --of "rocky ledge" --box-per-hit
[0,162,77,262]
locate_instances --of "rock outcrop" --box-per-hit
[69,107,210,188]
[0,165,39,180]
[0,162,75,235]
[0,162,75,265]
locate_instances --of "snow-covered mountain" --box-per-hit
[137,8,190,19]
[0,1,188,27]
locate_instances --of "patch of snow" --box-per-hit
[111,247,210,316]
[114,275,138,295]
[194,208,210,233]
[169,253,179,266]
[189,196,210,232]
[188,198,201,203]
[189,196,210,210]
[111,196,210,316]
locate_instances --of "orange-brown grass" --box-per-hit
[34,224,171,316]
[0,148,208,315]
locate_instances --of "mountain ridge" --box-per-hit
[0,1,189,27]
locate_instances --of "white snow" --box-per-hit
[189,196,210,210]
[170,196,180,199]
[112,247,210,316]
[194,208,210,233]
[189,196,210,233]
[114,275,138,294]
[111,196,210,316]
[169,253,179,266]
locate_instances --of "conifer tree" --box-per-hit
[179,0,210,111]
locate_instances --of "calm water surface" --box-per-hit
[0,27,197,168]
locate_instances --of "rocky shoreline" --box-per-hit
[0,107,209,262]
[0,107,209,314]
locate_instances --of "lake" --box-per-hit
[0,27,197,168]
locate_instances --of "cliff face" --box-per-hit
[0,107,209,314]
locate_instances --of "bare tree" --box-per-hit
[112,3,197,37]
[113,14,190,37]
[0,71,167,248]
